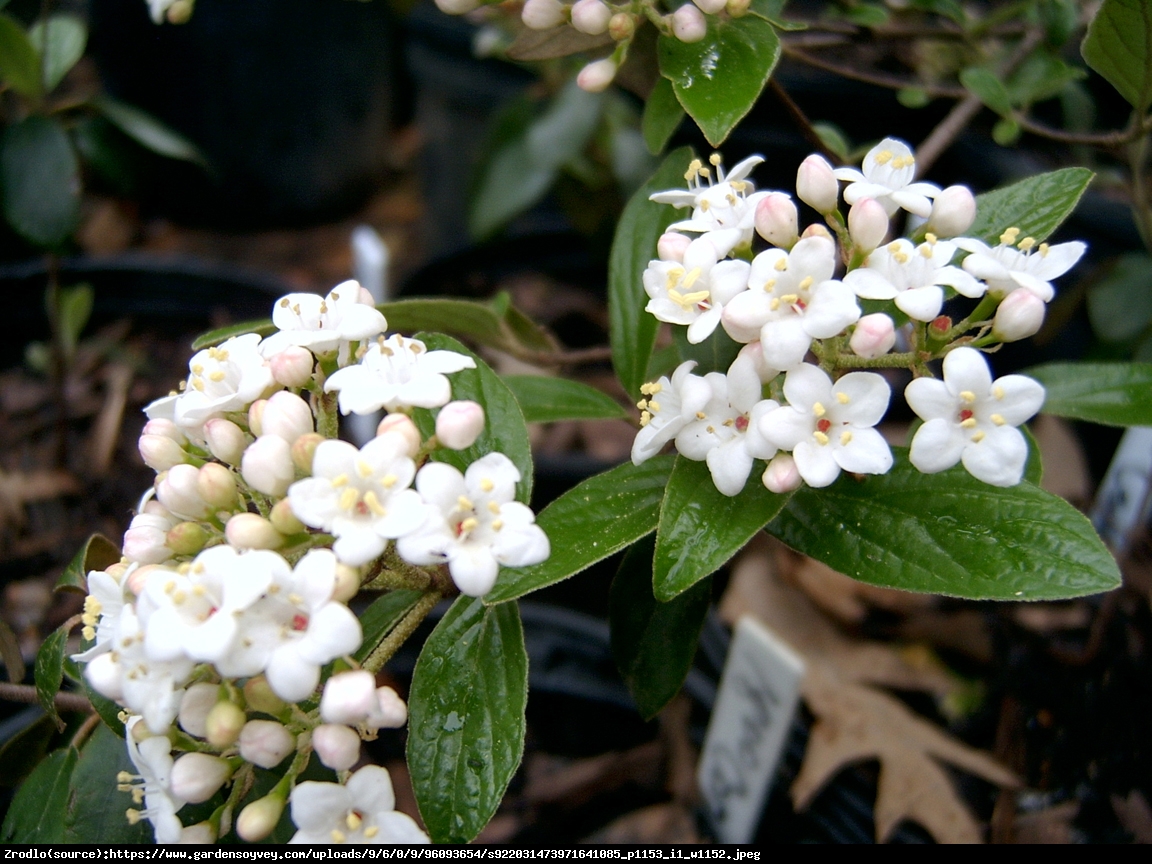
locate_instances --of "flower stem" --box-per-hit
[832,351,918,369]
[362,590,442,674]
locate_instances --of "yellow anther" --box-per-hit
[279,298,290,308]
[696,411,707,420]
[887,241,902,253]
[192,562,204,573]
[959,390,976,403]
[288,593,303,605]
[960,418,977,428]
[331,292,340,300]
[770,298,780,311]
[132,787,145,803]
[492,519,504,532]
[381,474,397,488]
[682,267,703,289]
[331,830,346,843]
[82,626,96,641]
[480,478,495,492]
[357,460,373,479]
[774,258,788,271]
[874,150,893,165]
[488,501,500,514]
[893,252,910,264]
[172,590,187,604]
[684,169,695,183]
[364,827,379,839]
[126,810,143,825]
[925,233,938,245]
[700,167,711,180]
[688,159,703,173]
[1038,243,1050,257]
[346,813,362,831]
[117,772,135,783]
[781,293,799,304]
[1018,236,1036,251]
[649,382,663,394]
[665,267,685,290]
[319,301,328,314]
[840,430,853,445]
[919,243,934,258]
[798,276,814,291]
[813,431,830,445]
[191,364,204,375]
[812,402,826,417]
[268,584,280,594]
[363,491,386,516]
[206,370,224,382]
[836,392,850,404]
[763,278,776,291]
[706,425,715,434]
[332,473,349,487]
[990,413,1005,426]
[177,563,190,574]
[191,378,205,392]
[971,430,986,443]
[1000,227,1020,245]
[639,412,651,427]
[699,199,710,211]
[164,580,176,594]
[726,193,737,206]
[709,153,722,165]
[458,496,474,510]
[339,488,359,511]
[192,585,205,596]
[293,304,302,316]
[993,385,1005,400]
[722,418,735,427]
[460,517,479,534]
[648,400,661,412]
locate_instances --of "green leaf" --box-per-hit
[91,96,205,164]
[897,87,931,109]
[672,321,741,376]
[968,167,1094,247]
[28,14,86,92]
[34,627,67,731]
[410,333,533,504]
[1,115,80,248]
[0,715,56,789]
[1081,0,1152,112]
[1007,52,1085,107]
[0,13,41,99]
[610,147,693,400]
[1023,424,1044,487]
[58,283,93,361]
[57,533,121,593]
[844,3,889,26]
[1,747,76,842]
[653,456,790,601]
[657,15,781,147]
[83,678,126,738]
[503,375,626,423]
[1026,361,1152,426]
[960,67,1014,116]
[353,589,423,664]
[1087,253,1152,342]
[190,318,277,350]
[64,724,152,843]
[407,596,527,843]
[610,534,710,720]
[813,122,851,162]
[643,77,684,156]
[485,455,675,604]
[992,117,1021,146]
[766,450,1121,600]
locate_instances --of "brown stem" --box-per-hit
[0,681,94,713]
[782,45,966,100]
[768,78,840,163]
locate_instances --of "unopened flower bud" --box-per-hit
[694,0,726,11]
[672,4,707,42]
[156,464,211,520]
[434,0,479,13]
[726,0,750,15]
[929,315,951,336]
[269,346,314,389]
[261,392,314,444]
[312,724,361,771]
[608,12,635,40]
[171,753,232,804]
[139,434,187,471]
[197,462,238,510]
[992,290,1046,342]
[270,499,306,536]
[925,185,976,238]
[577,58,617,93]
[801,223,833,241]
[225,513,284,550]
[204,418,247,465]
[292,432,325,474]
[755,193,799,248]
[179,683,219,738]
[248,400,267,437]
[178,823,216,844]
[571,0,611,34]
[522,0,565,29]
[849,313,896,359]
[166,522,209,556]
[763,454,803,494]
[373,415,419,458]
[848,197,889,253]
[238,720,295,769]
[125,563,162,596]
[333,563,361,603]
[143,418,185,443]
[369,686,408,730]
[166,0,193,24]
[321,670,377,725]
[206,700,246,748]
[657,232,691,262]
[796,154,839,214]
[243,676,287,717]
[123,514,174,564]
[84,652,122,701]
[236,793,285,842]
[436,401,485,450]
[241,435,295,497]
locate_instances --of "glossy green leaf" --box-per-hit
[1023,425,1044,487]
[960,67,1013,116]
[1,115,80,248]
[84,678,126,738]
[1007,52,1085,107]
[503,375,626,423]
[0,715,56,789]
[486,455,675,603]
[64,724,152,843]
[610,534,710,720]
[353,589,423,664]
[610,147,693,400]
[0,13,41,99]
[189,318,275,350]
[28,14,86,92]
[410,333,533,504]
[643,77,684,156]
[654,456,790,601]
[1081,0,1152,112]
[56,533,121,593]
[1087,253,1152,342]
[672,322,741,376]
[1026,361,1152,426]
[1,747,75,842]
[766,450,1121,600]
[34,627,67,731]
[408,597,527,843]
[92,96,204,164]
[968,167,1094,247]
[657,15,781,147]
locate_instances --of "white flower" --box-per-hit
[260,281,388,362]
[833,137,941,218]
[398,453,549,597]
[288,433,426,566]
[955,228,1086,302]
[643,237,750,343]
[288,765,429,844]
[631,361,713,465]
[759,363,893,488]
[324,335,475,415]
[122,717,187,844]
[72,565,131,662]
[844,237,984,322]
[721,235,860,368]
[905,347,1044,486]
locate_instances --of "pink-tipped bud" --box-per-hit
[368,686,408,730]
[375,415,421,458]
[291,432,325,474]
[434,0,480,13]
[238,720,295,769]
[522,0,565,29]
[170,753,232,804]
[577,58,617,93]
[312,724,361,771]
[236,794,285,843]
[608,12,635,40]
[571,0,611,34]
[225,513,284,550]
[241,435,295,497]
[166,522,209,556]
[755,193,799,248]
[929,315,951,336]
[269,346,315,389]
[849,313,896,359]
[796,154,839,214]
[320,671,378,725]
[122,514,174,565]
[763,454,803,494]
[179,683,219,738]
[143,418,185,443]
[436,400,485,450]
[270,498,306,536]
[244,676,287,717]
[261,391,314,444]
[125,563,162,596]
[925,185,976,238]
[992,289,1046,342]
[206,700,247,748]
[156,464,212,520]
[657,232,692,262]
[138,433,187,471]
[848,197,889,253]
[801,223,833,241]
[333,563,361,603]
[693,0,726,12]
[204,418,247,465]
[197,462,238,510]
[248,399,267,437]
[672,4,707,42]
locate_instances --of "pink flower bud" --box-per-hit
[166,522,209,556]
[333,563,361,603]
[992,289,1046,342]
[657,232,691,262]
[762,454,802,494]
[434,0,479,13]
[436,400,485,450]
[270,498,306,535]
[142,418,185,443]
[236,794,285,842]
[204,418,247,465]
[179,683,219,738]
[608,12,635,40]
[796,154,839,214]
[522,0,565,29]
[291,432,325,474]
[849,313,896,359]
[375,414,421,458]
[368,686,408,730]
[206,700,246,748]
[925,185,976,238]
[243,676,286,717]
[269,346,315,388]
[84,652,122,701]
[571,0,611,34]
[248,399,267,437]
[170,753,232,804]
[801,223,833,241]
[848,197,889,253]
[225,513,284,550]
[197,462,238,510]
[238,720,295,769]
[125,563,161,596]
[241,435,295,496]
[138,434,187,471]
[123,515,173,564]
[672,4,707,42]
[312,724,361,771]
[261,391,314,444]
[576,58,617,93]
[156,464,211,520]
[320,670,377,725]
[755,193,799,248]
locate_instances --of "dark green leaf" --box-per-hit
[485,455,675,603]
[610,534,710,719]
[766,450,1121,600]
[1,747,76,842]
[386,297,555,355]
[408,597,527,843]
[1,115,80,248]
[610,147,693,400]
[410,333,533,504]
[1007,52,1085,107]
[672,321,741,376]
[0,715,57,789]
[1087,253,1152,342]
[59,283,93,361]
[658,15,781,147]
[0,13,41,99]
[654,456,790,601]
[1023,424,1044,487]
[844,3,889,26]
[968,167,1094,247]
[960,67,1014,116]
[992,117,1022,146]
[64,724,152,843]
[503,375,626,423]
[813,122,851,162]
[34,627,67,731]
[353,589,423,664]
[897,87,931,109]
[1081,0,1152,112]
[57,533,121,593]
[1026,361,1152,426]
[92,96,204,164]
[83,678,126,737]
[28,14,85,92]
[190,318,276,350]
[643,77,684,156]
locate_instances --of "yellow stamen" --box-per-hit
[648,400,661,412]
[925,233,938,245]
[874,150,893,165]
[191,378,205,392]
[488,501,500,514]
[346,813,362,831]
[1017,236,1036,251]
[840,430,853,445]
[364,827,379,839]
[492,519,504,532]
[695,412,707,420]
[960,418,977,428]
[460,517,479,534]
[770,298,780,311]
[774,258,788,272]
[381,474,397,488]
[1038,243,1050,257]
[836,392,850,404]
[971,430,986,443]
[813,431,829,445]
[458,496,474,510]
[812,402,826,417]
[798,276,814,292]
[780,293,798,304]
[893,251,910,264]
[637,399,649,411]
[919,243,933,258]
[331,830,346,843]
[339,488,359,511]
[363,491,386,516]
[357,460,373,479]
[681,267,702,289]
[480,478,495,492]
[990,414,1005,426]
[959,390,976,403]
[331,473,349,487]
[639,412,651,427]
[288,593,303,605]
[709,153,721,166]
[208,370,225,382]
[993,385,1005,400]
[1000,227,1020,246]
[191,364,204,375]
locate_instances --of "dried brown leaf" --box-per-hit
[1112,791,1152,843]
[87,363,133,476]
[584,802,700,844]
[1013,801,1080,844]
[1032,415,1091,504]
[506,25,613,61]
[523,741,663,808]
[0,468,80,530]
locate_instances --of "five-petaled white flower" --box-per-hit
[260,281,388,364]
[288,765,429,844]
[834,137,940,218]
[844,236,984,322]
[631,361,713,465]
[643,236,750,344]
[955,228,1086,302]
[122,717,187,844]
[72,565,131,662]
[759,363,893,488]
[324,335,475,415]
[905,347,1044,486]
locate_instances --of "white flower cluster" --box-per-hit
[76,281,551,843]
[633,141,1085,491]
